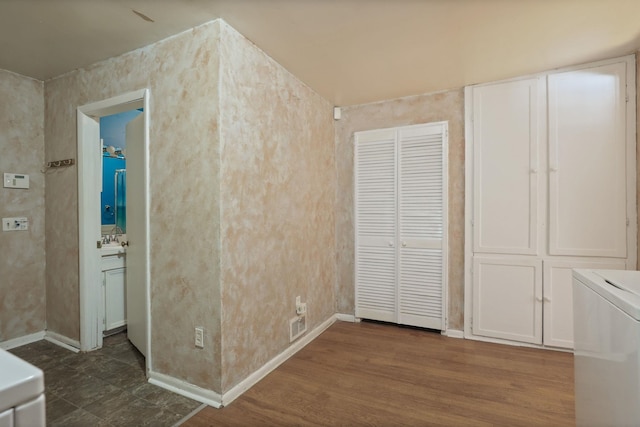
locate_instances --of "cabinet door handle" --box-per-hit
[402,241,407,247]
[535,296,543,302]
[388,241,394,247]
[543,297,551,303]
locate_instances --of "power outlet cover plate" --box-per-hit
[195,327,204,348]
[2,217,28,231]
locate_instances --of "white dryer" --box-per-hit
[573,269,640,426]
[0,348,45,426]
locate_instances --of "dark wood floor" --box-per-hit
[183,321,574,426]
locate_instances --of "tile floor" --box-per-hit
[9,332,203,427]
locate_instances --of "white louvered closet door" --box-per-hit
[398,124,447,330]
[355,122,448,330]
[354,129,397,323]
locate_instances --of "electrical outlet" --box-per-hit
[195,327,204,348]
[290,315,307,342]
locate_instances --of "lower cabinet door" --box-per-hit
[104,268,127,331]
[542,259,626,349]
[472,257,543,344]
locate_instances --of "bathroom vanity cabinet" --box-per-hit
[102,249,126,332]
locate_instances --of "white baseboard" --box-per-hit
[45,331,80,352]
[148,314,338,409]
[442,329,464,339]
[221,314,337,406]
[0,331,46,350]
[149,371,223,408]
[335,313,358,322]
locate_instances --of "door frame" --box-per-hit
[77,89,151,368]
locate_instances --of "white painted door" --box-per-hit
[355,123,448,329]
[354,129,397,323]
[397,124,447,329]
[542,259,626,349]
[472,78,542,256]
[125,114,147,357]
[77,111,103,351]
[548,62,628,257]
[472,257,542,344]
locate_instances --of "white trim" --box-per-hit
[148,372,222,408]
[146,315,337,409]
[44,332,80,353]
[463,85,474,339]
[335,313,357,322]
[464,332,572,353]
[221,315,337,406]
[77,110,102,352]
[442,329,464,339]
[624,56,637,269]
[0,331,45,350]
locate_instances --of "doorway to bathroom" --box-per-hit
[77,89,151,373]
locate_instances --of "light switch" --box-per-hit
[2,217,28,231]
[4,173,30,189]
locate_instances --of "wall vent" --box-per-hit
[289,315,307,342]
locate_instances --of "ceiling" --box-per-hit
[2,0,640,106]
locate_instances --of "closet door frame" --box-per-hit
[463,54,637,344]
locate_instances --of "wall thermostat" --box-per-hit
[4,173,29,189]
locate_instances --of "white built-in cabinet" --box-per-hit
[102,253,127,332]
[354,122,448,330]
[465,55,637,349]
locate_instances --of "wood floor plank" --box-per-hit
[182,321,575,426]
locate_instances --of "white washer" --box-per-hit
[573,269,640,426]
[0,348,45,427]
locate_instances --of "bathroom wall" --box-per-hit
[218,22,336,392]
[44,21,223,391]
[100,109,140,227]
[0,69,46,342]
[335,89,465,330]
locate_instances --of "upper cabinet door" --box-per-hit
[354,129,398,323]
[472,78,542,255]
[548,62,628,257]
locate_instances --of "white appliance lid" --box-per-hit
[594,269,640,297]
[574,269,640,320]
[0,349,44,411]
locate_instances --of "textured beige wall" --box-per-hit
[218,23,336,392]
[0,70,45,342]
[335,90,465,330]
[44,21,223,391]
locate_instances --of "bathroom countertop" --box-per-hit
[101,244,126,257]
